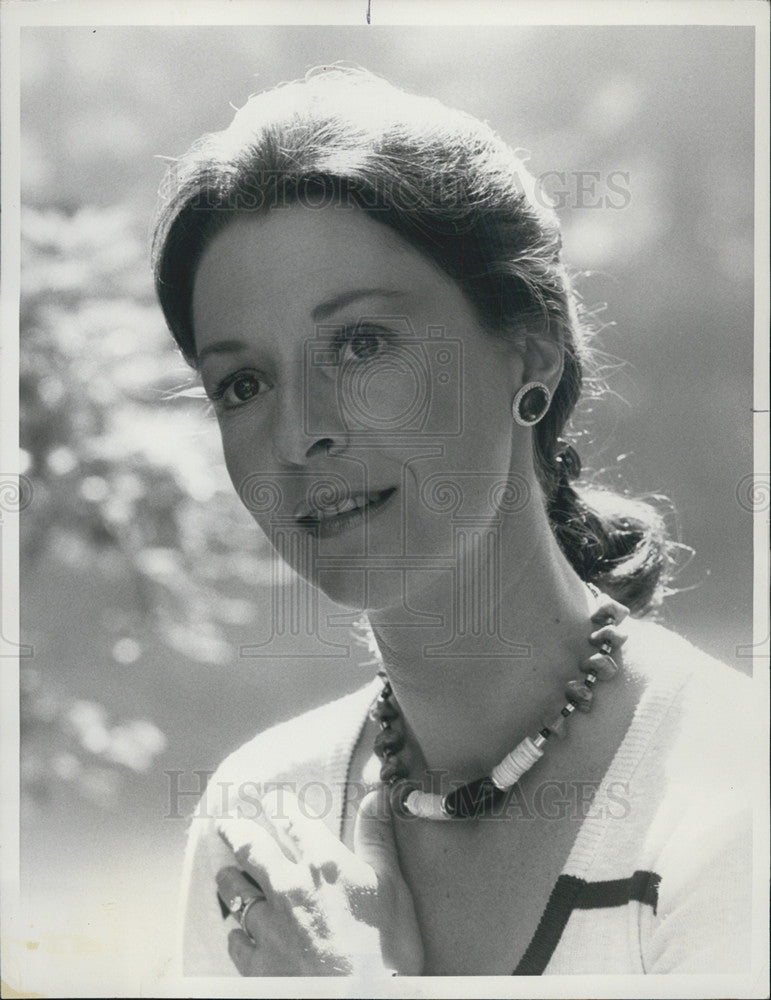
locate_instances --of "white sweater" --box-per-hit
[177,620,754,976]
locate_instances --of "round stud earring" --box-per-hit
[512,381,551,426]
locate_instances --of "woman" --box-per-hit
[152,67,752,977]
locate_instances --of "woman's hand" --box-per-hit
[215,787,424,976]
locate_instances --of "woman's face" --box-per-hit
[192,205,537,611]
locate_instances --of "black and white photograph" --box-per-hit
[1,1,768,996]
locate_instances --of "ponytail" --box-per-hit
[546,442,672,614]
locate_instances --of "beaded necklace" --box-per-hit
[370,587,629,820]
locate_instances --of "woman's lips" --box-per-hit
[295,486,398,538]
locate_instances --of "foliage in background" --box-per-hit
[20,205,271,805]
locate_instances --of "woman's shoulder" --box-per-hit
[623,615,752,705]
[206,678,379,809]
[619,616,755,789]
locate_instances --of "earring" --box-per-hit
[512,381,551,426]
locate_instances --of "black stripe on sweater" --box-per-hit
[513,869,661,975]
[575,869,661,912]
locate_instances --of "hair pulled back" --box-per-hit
[152,66,672,613]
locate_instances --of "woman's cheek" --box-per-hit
[219,418,262,511]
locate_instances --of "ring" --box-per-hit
[237,893,265,946]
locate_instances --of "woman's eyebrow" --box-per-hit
[197,290,407,364]
[311,288,405,322]
[197,339,248,365]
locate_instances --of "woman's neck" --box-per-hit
[366,513,595,781]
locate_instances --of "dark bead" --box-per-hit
[581,652,617,681]
[441,776,507,819]
[589,624,629,647]
[381,759,410,785]
[565,679,593,712]
[590,597,629,626]
[373,729,405,758]
[369,698,398,722]
[589,624,627,652]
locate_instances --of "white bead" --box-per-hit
[404,789,451,820]
[490,736,544,790]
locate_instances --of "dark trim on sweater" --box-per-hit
[513,870,661,975]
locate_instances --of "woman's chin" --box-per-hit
[312,568,404,616]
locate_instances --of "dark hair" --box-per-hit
[152,66,673,613]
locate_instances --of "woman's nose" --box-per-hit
[270,377,348,467]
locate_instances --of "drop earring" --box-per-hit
[512,381,551,426]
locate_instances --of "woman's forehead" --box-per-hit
[191,204,461,343]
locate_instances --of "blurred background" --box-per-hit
[18,23,755,993]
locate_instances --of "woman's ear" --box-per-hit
[517,331,564,393]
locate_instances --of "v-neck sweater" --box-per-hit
[177,619,754,976]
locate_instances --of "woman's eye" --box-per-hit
[209,371,269,409]
[339,327,390,363]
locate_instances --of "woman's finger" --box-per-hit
[216,865,268,952]
[353,787,399,884]
[217,815,296,890]
[260,788,348,873]
[228,928,258,975]
[216,864,266,913]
